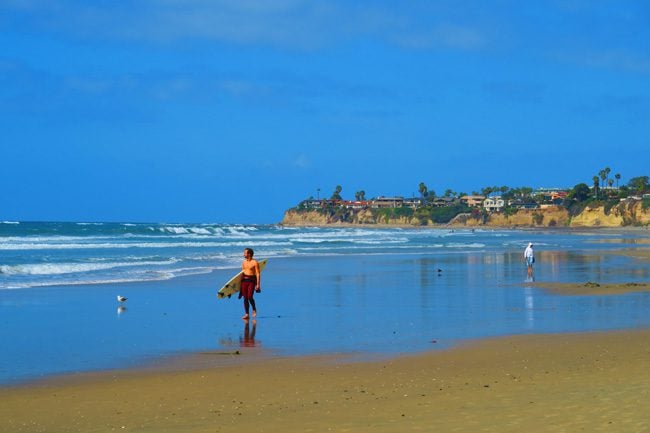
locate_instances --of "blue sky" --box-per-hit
[2,1,649,224]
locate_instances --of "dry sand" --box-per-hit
[2,330,650,433]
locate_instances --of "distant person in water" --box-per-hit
[240,248,261,320]
[524,242,535,279]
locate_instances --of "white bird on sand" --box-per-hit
[117,295,128,303]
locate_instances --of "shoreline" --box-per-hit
[2,328,649,432]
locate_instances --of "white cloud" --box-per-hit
[292,154,311,169]
[391,23,488,51]
[5,1,648,74]
[2,0,492,52]
[568,50,650,75]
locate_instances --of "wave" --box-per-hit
[0,262,224,289]
[446,242,486,248]
[0,221,266,239]
[156,224,258,236]
[0,240,293,251]
[0,258,181,276]
[0,224,521,290]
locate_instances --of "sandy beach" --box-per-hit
[2,329,649,433]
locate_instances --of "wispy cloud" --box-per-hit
[2,1,494,52]
[556,49,650,75]
[482,81,546,104]
[572,92,650,123]
[5,0,649,70]
[390,23,489,51]
[292,154,311,169]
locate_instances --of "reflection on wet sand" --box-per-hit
[592,238,650,245]
[240,320,258,348]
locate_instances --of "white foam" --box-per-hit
[155,224,259,237]
[0,240,292,250]
[0,258,180,276]
[189,228,212,235]
[161,226,190,234]
[446,242,486,248]
[0,264,221,290]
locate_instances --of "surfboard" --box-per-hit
[217,259,267,299]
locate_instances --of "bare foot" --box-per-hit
[252,310,257,318]
[242,314,249,320]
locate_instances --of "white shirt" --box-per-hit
[524,246,534,259]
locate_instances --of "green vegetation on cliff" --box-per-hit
[374,205,471,225]
[286,168,650,227]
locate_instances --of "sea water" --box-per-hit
[1,221,650,384]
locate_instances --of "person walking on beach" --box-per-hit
[240,248,261,320]
[524,242,535,279]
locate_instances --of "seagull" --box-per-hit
[117,295,128,303]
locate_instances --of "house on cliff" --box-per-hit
[460,195,485,207]
[372,197,405,208]
[483,197,505,212]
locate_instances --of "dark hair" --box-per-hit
[244,248,254,257]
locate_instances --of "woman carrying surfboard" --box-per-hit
[240,248,261,319]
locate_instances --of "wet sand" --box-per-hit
[533,247,650,295]
[2,329,650,433]
[532,281,650,296]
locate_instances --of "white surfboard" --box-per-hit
[217,259,267,299]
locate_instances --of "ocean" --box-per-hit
[1,221,650,385]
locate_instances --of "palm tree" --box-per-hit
[593,176,600,198]
[599,170,607,189]
[615,173,621,189]
[331,185,343,200]
[418,182,428,198]
[605,167,611,186]
[355,190,366,201]
[520,187,533,198]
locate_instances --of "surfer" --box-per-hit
[524,242,535,279]
[240,248,261,319]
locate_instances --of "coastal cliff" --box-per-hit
[281,201,650,228]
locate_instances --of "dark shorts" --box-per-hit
[241,275,257,300]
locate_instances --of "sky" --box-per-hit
[1,1,649,224]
